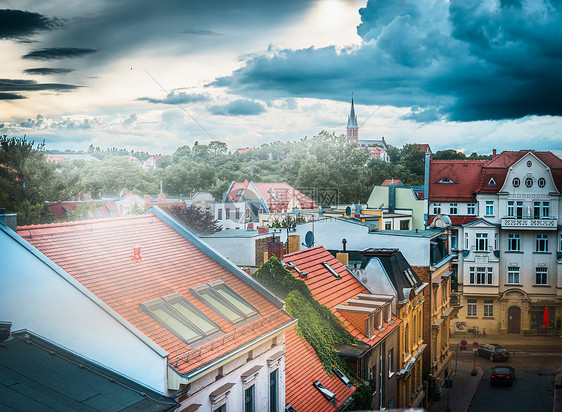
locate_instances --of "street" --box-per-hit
[453,348,562,412]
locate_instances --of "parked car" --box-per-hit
[491,366,515,386]
[477,343,510,361]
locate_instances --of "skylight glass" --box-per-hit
[199,289,243,323]
[150,307,201,341]
[214,285,256,317]
[170,301,217,334]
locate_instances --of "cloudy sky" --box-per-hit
[1,0,561,155]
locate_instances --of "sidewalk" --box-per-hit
[428,361,483,412]
[450,332,562,353]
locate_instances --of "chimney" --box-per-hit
[492,149,497,157]
[133,246,143,261]
[157,193,166,202]
[0,209,17,232]
[268,241,284,260]
[258,226,269,234]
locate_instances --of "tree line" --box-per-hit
[1,134,490,225]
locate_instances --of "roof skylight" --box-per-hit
[313,381,336,402]
[332,367,352,387]
[438,177,454,184]
[321,262,341,279]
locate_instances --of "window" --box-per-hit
[217,208,222,219]
[534,201,550,218]
[450,203,458,215]
[536,234,548,252]
[333,367,352,387]
[484,300,494,317]
[214,405,226,412]
[225,208,231,219]
[388,348,394,376]
[527,160,532,167]
[322,262,341,279]
[535,267,548,285]
[485,201,494,216]
[525,177,533,188]
[192,281,259,324]
[400,220,409,230]
[542,202,550,217]
[476,233,488,251]
[507,267,520,284]
[141,294,221,345]
[369,363,377,385]
[507,201,514,217]
[433,203,441,214]
[245,385,255,412]
[494,233,498,250]
[385,222,392,230]
[465,233,469,250]
[438,177,454,183]
[236,208,240,219]
[512,177,520,187]
[270,370,278,412]
[508,234,520,251]
[488,178,496,186]
[467,299,477,317]
[516,201,523,218]
[469,267,492,285]
[467,203,476,215]
[404,324,410,355]
[313,381,335,402]
[560,234,562,252]
[451,231,458,250]
[538,177,546,188]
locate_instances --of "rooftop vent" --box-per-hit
[133,246,143,261]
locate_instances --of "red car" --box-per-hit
[491,366,515,386]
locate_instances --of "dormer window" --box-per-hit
[313,381,336,402]
[488,178,496,186]
[438,177,454,184]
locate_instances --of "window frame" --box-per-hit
[475,233,488,251]
[191,280,259,324]
[433,203,441,215]
[536,234,549,252]
[467,299,477,317]
[244,384,255,412]
[483,299,493,317]
[535,267,548,285]
[449,203,458,215]
[269,369,278,412]
[507,267,520,285]
[467,203,476,215]
[485,201,494,216]
[508,234,520,252]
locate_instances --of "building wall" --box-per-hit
[214,201,249,230]
[367,186,425,230]
[1,227,169,394]
[178,335,285,412]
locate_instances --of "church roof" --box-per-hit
[347,97,358,128]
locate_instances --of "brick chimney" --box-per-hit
[492,149,497,157]
[268,241,284,260]
[258,226,269,234]
[157,193,166,202]
[133,246,143,261]
[144,194,151,203]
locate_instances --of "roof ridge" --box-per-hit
[18,214,154,230]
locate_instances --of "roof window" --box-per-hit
[286,262,308,277]
[332,367,352,387]
[321,262,341,279]
[237,189,244,196]
[488,177,497,186]
[191,280,259,324]
[404,268,418,287]
[313,381,336,402]
[141,293,221,345]
[438,177,454,184]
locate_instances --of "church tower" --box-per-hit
[346,97,359,143]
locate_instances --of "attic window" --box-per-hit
[286,262,308,277]
[285,405,297,412]
[237,189,244,196]
[488,178,497,186]
[404,268,417,287]
[321,262,341,279]
[332,367,352,387]
[191,281,259,324]
[313,381,336,402]
[438,177,454,184]
[269,189,279,201]
[141,294,221,345]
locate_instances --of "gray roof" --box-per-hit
[0,330,178,411]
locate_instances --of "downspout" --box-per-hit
[424,152,430,226]
[171,383,191,399]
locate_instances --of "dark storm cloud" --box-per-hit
[209,99,266,116]
[137,91,209,105]
[181,29,221,36]
[22,47,98,60]
[0,9,62,39]
[24,68,75,75]
[0,92,26,100]
[0,78,80,92]
[213,0,562,122]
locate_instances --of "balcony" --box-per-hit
[501,216,557,230]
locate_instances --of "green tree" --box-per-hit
[167,204,220,235]
[208,140,228,157]
[0,136,78,225]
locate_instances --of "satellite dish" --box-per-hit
[345,206,351,216]
[304,231,315,248]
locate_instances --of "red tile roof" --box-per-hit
[227,181,317,212]
[429,215,478,226]
[17,214,292,375]
[381,179,403,187]
[283,246,400,345]
[285,327,355,412]
[430,151,562,201]
[428,160,487,202]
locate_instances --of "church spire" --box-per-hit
[346,95,359,142]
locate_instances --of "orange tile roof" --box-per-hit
[283,246,401,346]
[17,214,293,375]
[228,181,317,212]
[285,327,355,412]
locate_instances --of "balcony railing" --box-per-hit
[501,216,557,230]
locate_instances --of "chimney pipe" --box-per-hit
[492,149,497,157]
[133,246,143,261]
